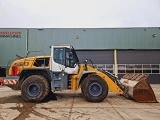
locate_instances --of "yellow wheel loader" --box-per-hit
[4,45,157,103]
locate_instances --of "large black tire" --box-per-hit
[21,75,49,102]
[82,75,108,102]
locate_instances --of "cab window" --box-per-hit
[53,48,65,65]
[33,58,50,67]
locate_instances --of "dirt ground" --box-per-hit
[0,84,160,120]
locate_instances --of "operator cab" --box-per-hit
[50,45,79,74]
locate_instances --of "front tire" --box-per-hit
[82,75,108,102]
[21,75,49,102]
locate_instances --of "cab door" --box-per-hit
[50,46,79,74]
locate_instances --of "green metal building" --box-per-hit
[0,28,160,83]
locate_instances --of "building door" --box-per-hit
[117,50,160,83]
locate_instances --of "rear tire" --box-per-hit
[82,75,108,102]
[21,75,49,102]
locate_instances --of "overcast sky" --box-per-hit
[0,0,160,28]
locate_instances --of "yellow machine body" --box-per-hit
[8,56,50,76]
[71,64,123,94]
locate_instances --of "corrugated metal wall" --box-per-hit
[27,28,160,51]
[0,28,160,66]
[0,29,26,66]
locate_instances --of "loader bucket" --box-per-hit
[120,74,158,103]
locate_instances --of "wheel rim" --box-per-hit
[27,83,40,97]
[89,82,102,96]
